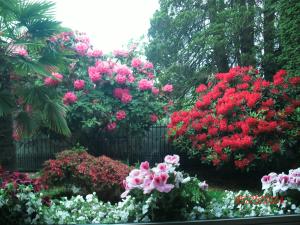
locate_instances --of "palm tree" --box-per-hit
[0,0,71,170]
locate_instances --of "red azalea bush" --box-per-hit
[41,149,131,202]
[168,66,300,171]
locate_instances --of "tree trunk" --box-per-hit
[239,0,256,66]
[207,0,230,72]
[262,0,277,80]
[0,60,16,171]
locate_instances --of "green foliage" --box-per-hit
[146,0,300,107]
[0,0,71,141]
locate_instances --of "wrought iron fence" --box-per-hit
[15,135,70,171]
[14,125,175,171]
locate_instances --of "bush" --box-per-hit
[41,150,131,202]
[43,31,174,150]
[168,66,300,171]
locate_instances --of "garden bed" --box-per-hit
[97,215,300,225]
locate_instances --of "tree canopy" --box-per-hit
[146,0,300,107]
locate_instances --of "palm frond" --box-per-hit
[43,100,71,136]
[14,110,38,137]
[13,57,52,77]
[0,90,15,117]
[22,85,49,108]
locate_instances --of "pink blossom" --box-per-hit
[121,93,132,104]
[127,74,135,83]
[114,64,132,76]
[156,163,168,172]
[14,46,28,57]
[113,88,132,103]
[113,88,125,99]
[162,84,173,92]
[143,61,154,69]
[115,74,127,84]
[87,49,103,57]
[150,114,158,123]
[44,72,63,86]
[138,79,153,91]
[129,169,142,177]
[131,58,143,68]
[116,110,126,120]
[140,161,150,171]
[75,35,90,44]
[152,87,159,95]
[95,61,112,74]
[74,79,85,90]
[63,92,77,105]
[107,122,116,131]
[199,181,208,191]
[152,173,174,193]
[88,67,102,83]
[75,42,89,55]
[164,155,180,165]
[113,49,129,57]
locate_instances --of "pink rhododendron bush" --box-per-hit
[43,31,173,145]
[168,66,300,171]
[120,154,209,221]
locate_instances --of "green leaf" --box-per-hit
[0,90,15,117]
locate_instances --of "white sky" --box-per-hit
[53,0,159,53]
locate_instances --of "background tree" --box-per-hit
[0,0,70,169]
[146,0,300,108]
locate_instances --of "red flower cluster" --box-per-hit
[41,150,131,201]
[168,66,300,170]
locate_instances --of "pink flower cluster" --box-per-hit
[44,73,63,86]
[116,110,126,120]
[113,88,132,104]
[63,91,77,105]
[107,122,117,131]
[74,79,85,90]
[150,114,158,123]
[261,168,300,196]
[114,64,134,84]
[75,42,89,55]
[12,45,28,57]
[121,155,180,197]
[87,49,103,58]
[138,79,154,91]
[162,84,173,92]
[88,61,114,83]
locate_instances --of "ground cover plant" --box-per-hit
[168,66,300,171]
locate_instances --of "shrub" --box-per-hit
[41,150,131,202]
[43,31,174,150]
[168,66,300,171]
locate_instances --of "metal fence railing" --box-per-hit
[14,126,175,171]
[15,135,70,171]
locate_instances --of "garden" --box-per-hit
[0,0,299,224]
